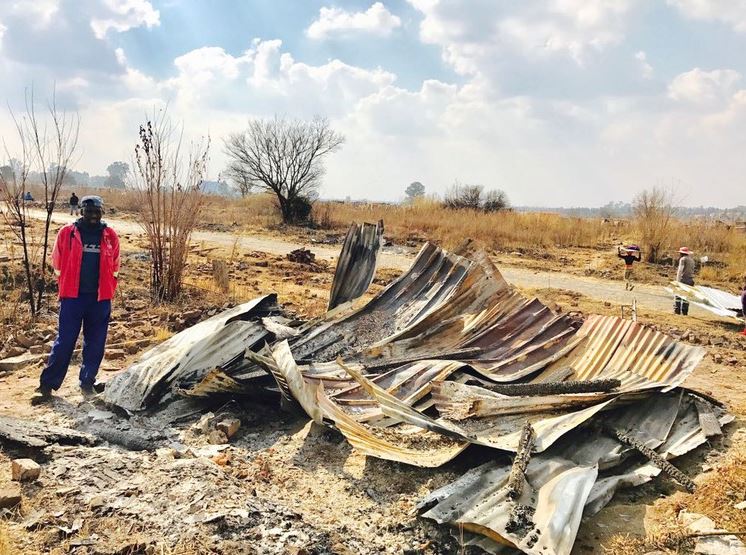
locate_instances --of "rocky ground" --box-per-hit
[0,225,744,555]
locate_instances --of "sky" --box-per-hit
[1,0,746,207]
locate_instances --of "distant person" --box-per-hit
[23,191,33,202]
[674,247,695,316]
[35,195,120,400]
[69,192,79,215]
[617,245,642,290]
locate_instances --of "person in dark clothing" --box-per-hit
[674,247,696,315]
[69,192,79,215]
[35,195,120,400]
[617,245,642,290]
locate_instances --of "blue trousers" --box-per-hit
[40,293,111,390]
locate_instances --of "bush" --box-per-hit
[443,183,510,212]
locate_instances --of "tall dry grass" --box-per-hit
[315,197,626,251]
[30,187,746,285]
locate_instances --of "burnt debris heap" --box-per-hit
[101,221,731,555]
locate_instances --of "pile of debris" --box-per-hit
[286,248,316,265]
[95,222,732,554]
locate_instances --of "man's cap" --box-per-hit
[679,246,692,255]
[80,195,104,209]
[625,244,640,251]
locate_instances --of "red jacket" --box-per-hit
[51,222,120,300]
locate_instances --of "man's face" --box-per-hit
[82,205,102,225]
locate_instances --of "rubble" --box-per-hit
[216,417,241,438]
[0,352,39,372]
[286,248,316,265]
[0,483,22,509]
[11,458,41,482]
[0,415,96,448]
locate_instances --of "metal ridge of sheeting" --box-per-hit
[328,220,384,311]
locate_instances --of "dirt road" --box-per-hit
[28,209,720,319]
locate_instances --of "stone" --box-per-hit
[15,332,37,349]
[29,345,46,355]
[12,458,41,482]
[208,430,229,445]
[106,349,126,360]
[216,418,241,439]
[735,501,746,510]
[89,495,105,509]
[191,412,214,435]
[0,483,22,509]
[0,352,37,371]
[5,346,26,357]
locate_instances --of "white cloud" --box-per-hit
[10,0,60,27]
[306,2,401,39]
[410,0,638,71]
[668,68,742,105]
[667,0,746,32]
[635,50,653,79]
[90,0,160,39]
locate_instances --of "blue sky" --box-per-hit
[1,0,746,207]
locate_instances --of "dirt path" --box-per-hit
[28,209,722,320]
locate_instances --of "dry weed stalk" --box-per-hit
[131,113,209,302]
[0,87,79,316]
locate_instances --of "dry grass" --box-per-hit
[27,186,746,286]
[0,523,11,555]
[604,444,746,554]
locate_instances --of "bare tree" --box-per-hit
[222,162,253,197]
[224,116,344,223]
[130,113,209,302]
[633,186,677,263]
[0,88,79,316]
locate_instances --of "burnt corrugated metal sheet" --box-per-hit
[328,221,384,310]
[103,295,277,411]
[418,392,731,555]
[105,232,729,555]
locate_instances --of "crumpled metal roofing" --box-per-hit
[667,281,744,321]
[327,220,383,311]
[106,231,730,555]
[103,294,278,411]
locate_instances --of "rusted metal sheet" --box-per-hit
[104,295,278,411]
[328,221,383,310]
[419,391,729,555]
[316,386,470,467]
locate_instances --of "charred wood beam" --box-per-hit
[606,426,696,493]
[506,422,535,500]
[485,378,621,397]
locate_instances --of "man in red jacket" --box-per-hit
[36,195,120,399]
